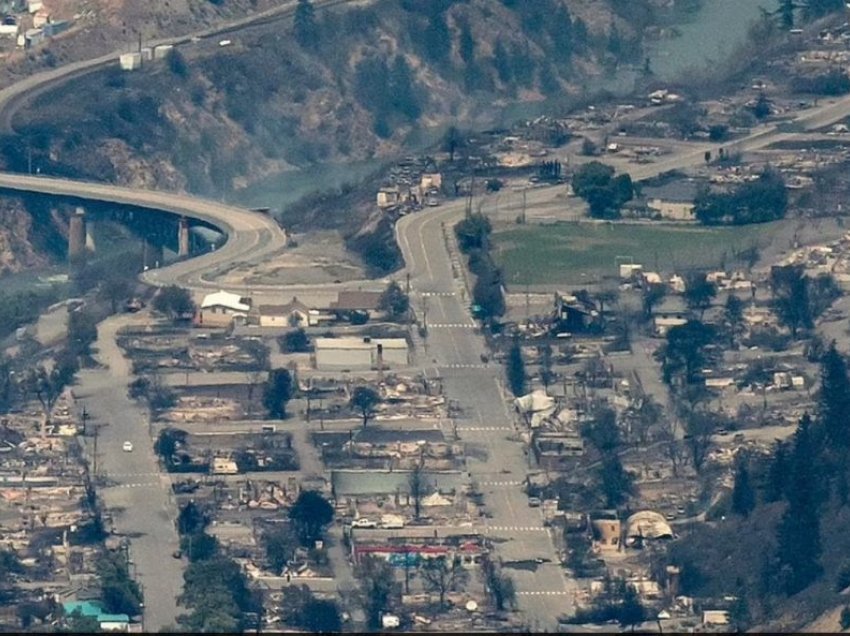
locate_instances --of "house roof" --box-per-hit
[642,179,702,203]
[259,296,311,316]
[63,601,104,618]
[98,614,130,623]
[331,291,383,311]
[201,290,250,312]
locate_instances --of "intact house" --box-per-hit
[330,290,384,322]
[642,179,701,222]
[256,296,332,328]
[197,290,252,327]
[313,337,409,370]
[350,528,487,569]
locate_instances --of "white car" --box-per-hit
[351,518,377,529]
[122,441,134,452]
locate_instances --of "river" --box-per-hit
[232,0,768,215]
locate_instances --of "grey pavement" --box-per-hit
[75,313,184,631]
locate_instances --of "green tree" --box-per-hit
[181,532,219,562]
[454,213,491,252]
[731,451,756,517]
[598,453,635,508]
[154,427,187,466]
[661,320,715,385]
[684,409,722,473]
[356,556,398,630]
[68,309,98,358]
[177,501,208,536]
[379,281,410,320]
[778,0,794,28]
[166,49,189,78]
[618,584,646,630]
[278,585,342,633]
[443,126,465,162]
[263,525,299,574]
[350,385,380,427]
[64,610,101,633]
[153,285,195,320]
[819,343,850,451]
[770,264,812,337]
[506,338,526,397]
[684,272,716,318]
[289,490,334,545]
[764,439,789,502]
[804,0,845,20]
[263,368,293,419]
[389,55,421,120]
[842,606,850,630]
[98,276,132,314]
[98,552,143,616]
[776,413,823,595]
[293,0,318,48]
[483,558,516,610]
[280,328,311,353]
[458,19,475,64]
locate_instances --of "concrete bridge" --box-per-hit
[0,172,287,289]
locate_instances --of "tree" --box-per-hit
[68,309,98,358]
[263,368,293,419]
[98,551,143,616]
[155,427,187,466]
[443,126,465,162]
[539,343,555,390]
[642,283,666,318]
[776,413,823,595]
[618,584,646,631]
[181,531,219,562]
[63,610,101,633]
[483,558,516,611]
[684,409,722,473]
[280,328,311,353]
[0,355,13,414]
[279,585,342,633]
[770,264,812,337]
[454,214,491,252]
[166,49,189,78]
[350,386,380,427]
[153,285,195,320]
[753,92,772,119]
[293,0,318,48]
[581,137,597,156]
[25,365,67,423]
[263,525,299,574]
[289,490,334,545]
[356,556,398,630]
[731,451,756,517]
[819,343,850,451]
[571,161,633,219]
[661,320,715,385]
[764,439,789,503]
[177,501,208,536]
[506,338,526,397]
[98,276,132,314]
[408,462,429,520]
[684,272,716,318]
[842,606,850,631]
[421,556,469,607]
[724,294,745,346]
[582,406,621,454]
[178,556,255,632]
[379,281,410,320]
[804,0,845,20]
[598,453,635,508]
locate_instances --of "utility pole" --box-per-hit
[522,188,527,224]
[92,423,99,478]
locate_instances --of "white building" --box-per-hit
[198,290,251,327]
[119,52,142,71]
[257,297,331,327]
[314,337,409,370]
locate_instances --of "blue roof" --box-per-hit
[62,601,105,617]
[97,614,130,623]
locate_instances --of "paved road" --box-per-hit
[75,313,184,631]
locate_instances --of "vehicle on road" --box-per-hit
[528,497,542,507]
[172,550,182,559]
[351,518,377,529]
[122,441,133,452]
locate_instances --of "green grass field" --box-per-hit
[493,221,785,287]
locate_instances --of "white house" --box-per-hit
[258,297,312,327]
[643,180,700,222]
[198,290,251,327]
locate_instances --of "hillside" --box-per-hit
[2,0,681,193]
[0,0,695,273]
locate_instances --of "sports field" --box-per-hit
[492,220,785,287]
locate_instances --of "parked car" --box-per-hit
[351,518,377,529]
[528,497,542,507]
[122,441,134,452]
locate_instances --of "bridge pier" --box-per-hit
[68,207,86,259]
[178,216,190,257]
